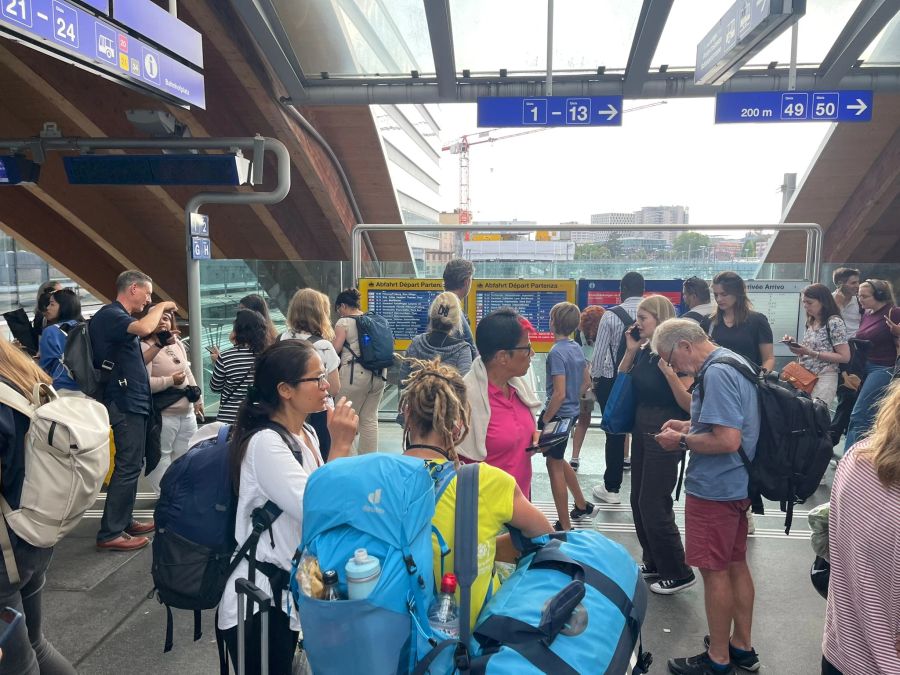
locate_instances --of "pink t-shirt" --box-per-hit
[484,381,537,499]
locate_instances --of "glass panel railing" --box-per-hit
[193,259,900,418]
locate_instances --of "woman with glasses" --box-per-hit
[38,288,83,393]
[141,306,202,495]
[844,279,900,450]
[218,340,358,674]
[781,284,850,406]
[620,296,695,595]
[701,271,775,372]
[458,308,542,499]
[210,309,271,424]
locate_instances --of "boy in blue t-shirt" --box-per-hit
[542,302,598,531]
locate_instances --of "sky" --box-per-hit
[421,0,865,228]
[433,99,832,227]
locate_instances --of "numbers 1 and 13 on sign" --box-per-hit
[477,96,622,128]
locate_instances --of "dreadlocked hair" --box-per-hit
[400,357,471,468]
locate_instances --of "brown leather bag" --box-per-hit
[780,361,818,395]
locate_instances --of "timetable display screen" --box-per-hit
[578,279,685,314]
[469,280,576,353]
[358,279,446,350]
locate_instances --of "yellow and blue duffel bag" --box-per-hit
[469,530,652,674]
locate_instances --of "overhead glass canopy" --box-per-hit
[256,0,900,101]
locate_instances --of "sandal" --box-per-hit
[569,458,580,472]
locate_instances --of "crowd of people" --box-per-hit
[1,262,898,674]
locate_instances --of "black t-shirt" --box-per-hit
[700,311,773,369]
[89,301,150,415]
[630,348,689,418]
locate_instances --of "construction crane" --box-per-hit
[442,101,668,225]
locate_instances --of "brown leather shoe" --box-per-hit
[125,520,155,536]
[96,533,150,552]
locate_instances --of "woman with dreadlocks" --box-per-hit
[399,358,551,629]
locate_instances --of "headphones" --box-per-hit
[865,279,889,302]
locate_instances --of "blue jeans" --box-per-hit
[844,363,893,450]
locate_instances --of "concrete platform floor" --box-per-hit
[41,424,832,674]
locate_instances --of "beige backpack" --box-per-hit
[0,382,109,583]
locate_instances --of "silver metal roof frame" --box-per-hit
[818,0,900,88]
[352,223,822,284]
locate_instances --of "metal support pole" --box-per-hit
[788,22,799,91]
[168,0,177,16]
[546,0,554,96]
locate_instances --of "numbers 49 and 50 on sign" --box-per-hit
[715,90,873,124]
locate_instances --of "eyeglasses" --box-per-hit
[507,343,534,353]
[297,373,328,389]
[666,346,675,367]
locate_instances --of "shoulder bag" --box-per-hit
[599,343,636,434]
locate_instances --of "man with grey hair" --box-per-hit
[650,320,761,675]
[90,270,178,552]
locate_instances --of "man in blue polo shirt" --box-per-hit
[653,319,761,675]
[91,270,177,552]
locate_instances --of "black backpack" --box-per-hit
[695,356,832,533]
[346,312,395,375]
[61,320,113,399]
[607,305,634,370]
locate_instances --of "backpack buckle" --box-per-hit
[453,642,470,671]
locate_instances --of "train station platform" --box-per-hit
[41,424,832,675]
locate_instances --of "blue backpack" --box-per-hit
[346,312,395,377]
[150,422,302,654]
[290,454,463,675]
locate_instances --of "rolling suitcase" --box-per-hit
[235,578,272,675]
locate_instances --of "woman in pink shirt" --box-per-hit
[458,309,542,498]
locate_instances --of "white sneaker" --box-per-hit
[746,508,756,535]
[591,485,621,504]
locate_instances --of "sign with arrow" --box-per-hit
[477,96,623,128]
[715,90,872,124]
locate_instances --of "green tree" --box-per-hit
[673,232,711,258]
[575,243,612,260]
[606,231,622,258]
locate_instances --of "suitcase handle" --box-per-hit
[235,578,272,611]
[235,579,272,675]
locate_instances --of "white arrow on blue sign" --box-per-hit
[715,90,873,124]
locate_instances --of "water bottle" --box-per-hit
[322,569,342,601]
[345,548,381,600]
[427,573,460,638]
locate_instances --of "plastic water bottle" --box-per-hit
[345,548,381,600]
[427,573,460,638]
[322,569,342,601]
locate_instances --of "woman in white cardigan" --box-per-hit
[458,309,542,498]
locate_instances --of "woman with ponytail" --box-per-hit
[217,340,358,675]
[400,358,551,630]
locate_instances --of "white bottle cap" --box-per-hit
[354,548,368,563]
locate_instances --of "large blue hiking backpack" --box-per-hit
[150,422,302,653]
[291,453,460,674]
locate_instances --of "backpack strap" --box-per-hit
[453,463,480,671]
[682,310,704,323]
[607,305,634,365]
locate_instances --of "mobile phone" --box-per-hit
[540,417,574,438]
[0,606,22,649]
[156,330,173,345]
[629,325,641,340]
[782,339,801,348]
[205,345,216,353]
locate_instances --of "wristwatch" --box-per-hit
[678,434,690,452]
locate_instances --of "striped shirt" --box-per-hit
[589,296,642,379]
[823,446,900,675]
[209,346,256,423]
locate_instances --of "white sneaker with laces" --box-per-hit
[591,485,621,504]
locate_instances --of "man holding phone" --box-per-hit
[651,320,761,675]
[90,270,178,552]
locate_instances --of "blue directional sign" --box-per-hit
[191,236,211,260]
[478,96,623,128]
[715,90,872,124]
[112,0,202,68]
[0,0,205,108]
